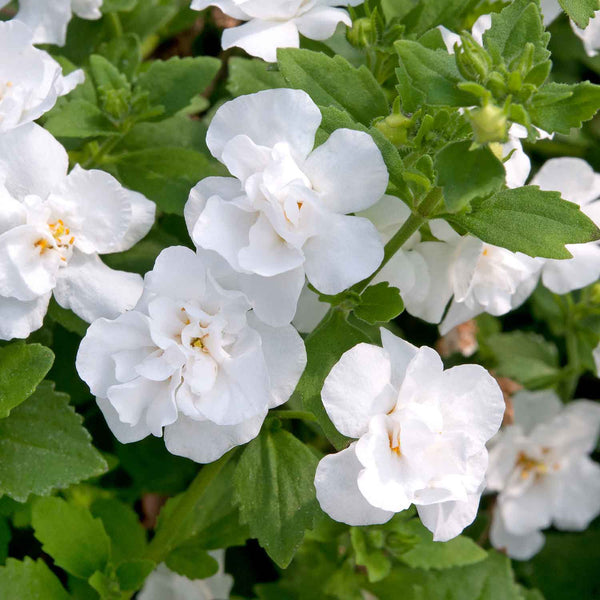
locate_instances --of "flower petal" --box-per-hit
[417,491,482,542]
[0,292,50,341]
[294,5,351,40]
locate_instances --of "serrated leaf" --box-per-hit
[355,283,404,325]
[448,186,600,259]
[32,497,110,579]
[0,381,107,502]
[397,520,487,570]
[530,81,600,134]
[227,57,286,96]
[0,343,54,418]
[395,40,475,112]
[558,0,600,28]
[43,99,118,139]
[294,310,375,449]
[233,427,319,568]
[277,48,389,125]
[0,557,71,600]
[165,543,218,580]
[136,56,220,118]
[435,141,506,212]
[401,0,480,36]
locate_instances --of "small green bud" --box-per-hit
[374,113,411,146]
[469,103,508,144]
[347,17,374,48]
[101,88,130,120]
[456,34,492,82]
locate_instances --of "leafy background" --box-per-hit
[1,0,599,598]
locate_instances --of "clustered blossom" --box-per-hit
[76,246,307,463]
[0,0,103,46]
[0,20,84,133]
[190,0,363,62]
[0,123,155,340]
[185,88,387,326]
[487,390,600,559]
[314,330,505,541]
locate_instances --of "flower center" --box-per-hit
[389,429,402,457]
[516,451,549,480]
[35,219,75,262]
[0,80,13,100]
[190,335,209,352]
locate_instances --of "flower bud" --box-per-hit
[469,103,508,144]
[456,34,492,82]
[374,113,411,146]
[347,17,374,48]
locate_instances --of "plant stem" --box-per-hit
[144,450,236,564]
[82,131,127,169]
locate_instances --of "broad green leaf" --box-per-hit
[0,343,54,418]
[355,283,404,325]
[233,426,320,568]
[0,557,71,600]
[90,498,147,565]
[43,100,118,139]
[487,331,560,389]
[88,570,121,599]
[113,148,225,214]
[227,58,286,96]
[397,520,487,570]
[89,54,130,94]
[165,543,218,580]
[558,0,600,28]
[482,0,551,85]
[136,56,220,118]
[530,81,600,134]
[277,48,389,125]
[395,40,476,112]
[294,310,375,449]
[0,381,107,502]
[448,186,600,259]
[402,0,480,36]
[115,559,155,591]
[435,141,505,212]
[32,497,110,579]
[367,551,523,599]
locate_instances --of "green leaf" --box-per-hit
[482,0,550,84]
[294,310,375,449]
[487,331,560,388]
[115,559,155,591]
[89,54,130,94]
[43,100,118,139]
[351,528,392,583]
[136,56,220,118]
[367,551,523,599]
[165,544,218,580]
[277,48,389,125]
[90,498,146,565]
[0,343,54,418]
[0,517,11,564]
[227,58,286,96]
[97,33,142,79]
[401,0,480,36]
[435,141,506,212]
[558,0,600,28]
[0,381,107,502]
[530,81,600,134]
[32,497,110,579]
[355,283,404,325]
[0,557,71,600]
[448,186,600,259]
[397,520,487,570]
[88,570,121,599]
[233,427,320,568]
[113,147,225,214]
[395,41,475,112]
[102,0,138,12]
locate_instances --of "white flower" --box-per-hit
[190,0,363,62]
[487,390,600,560]
[594,342,600,377]
[314,329,504,541]
[0,20,84,132]
[76,246,307,464]
[139,551,233,600]
[185,89,387,327]
[0,123,155,340]
[1,0,103,46]
[530,157,600,294]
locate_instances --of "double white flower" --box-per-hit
[0,20,84,133]
[77,246,307,463]
[0,0,103,46]
[487,390,600,559]
[0,123,155,340]
[185,88,387,326]
[314,330,504,541]
[190,0,363,62]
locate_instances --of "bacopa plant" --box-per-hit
[1,1,600,598]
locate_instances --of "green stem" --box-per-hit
[266,410,318,422]
[82,131,127,169]
[108,13,123,38]
[144,450,236,564]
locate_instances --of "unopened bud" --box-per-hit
[456,34,492,82]
[469,103,507,144]
[347,17,374,48]
[374,113,411,146]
